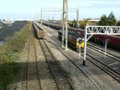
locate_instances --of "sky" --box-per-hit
[0,0,120,20]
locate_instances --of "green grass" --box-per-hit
[0,22,31,90]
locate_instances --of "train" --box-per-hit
[43,21,120,51]
[90,35,120,50]
[42,21,85,50]
[32,22,45,39]
[58,28,85,50]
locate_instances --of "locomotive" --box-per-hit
[58,28,85,50]
[43,22,85,50]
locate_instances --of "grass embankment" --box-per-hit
[0,22,31,90]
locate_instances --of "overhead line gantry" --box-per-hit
[83,26,120,66]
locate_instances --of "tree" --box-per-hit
[72,19,77,28]
[116,21,120,26]
[98,15,109,25]
[98,12,117,26]
[108,12,117,26]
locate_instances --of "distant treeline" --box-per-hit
[69,12,120,29]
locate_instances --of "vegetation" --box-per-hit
[116,20,120,26]
[98,12,117,26]
[70,12,119,29]
[69,19,78,28]
[69,19,88,29]
[79,20,86,29]
[98,15,108,25]
[79,18,93,29]
[79,18,95,29]
[0,22,30,90]
[72,19,78,28]
[70,18,99,29]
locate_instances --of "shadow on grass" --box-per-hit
[0,62,20,90]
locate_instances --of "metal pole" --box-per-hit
[77,9,79,29]
[105,39,108,55]
[65,0,68,50]
[83,26,87,66]
[62,0,65,48]
[41,9,42,24]
[79,46,81,56]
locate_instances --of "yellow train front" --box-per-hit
[58,28,85,51]
[76,38,84,50]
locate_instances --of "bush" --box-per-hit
[0,22,31,89]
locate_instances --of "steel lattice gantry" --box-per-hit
[40,7,77,25]
[40,0,78,50]
[83,26,120,66]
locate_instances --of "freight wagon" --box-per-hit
[33,22,45,39]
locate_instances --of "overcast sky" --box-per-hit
[0,0,120,20]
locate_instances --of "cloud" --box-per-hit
[87,0,120,8]
[74,0,120,8]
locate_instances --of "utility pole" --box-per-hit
[62,0,68,50]
[41,9,42,24]
[77,9,79,29]
[62,0,65,48]
[65,0,68,50]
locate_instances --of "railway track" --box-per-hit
[87,44,120,78]
[43,22,120,59]
[88,42,120,60]
[35,22,101,89]
[36,24,103,89]
[87,43,120,82]
[37,23,120,83]
[33,31,42,90]
[39,40,74,90]
[33,22,75,90]
[85,50,120,82]
[43,38,104,89]
[20,27,41,90]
